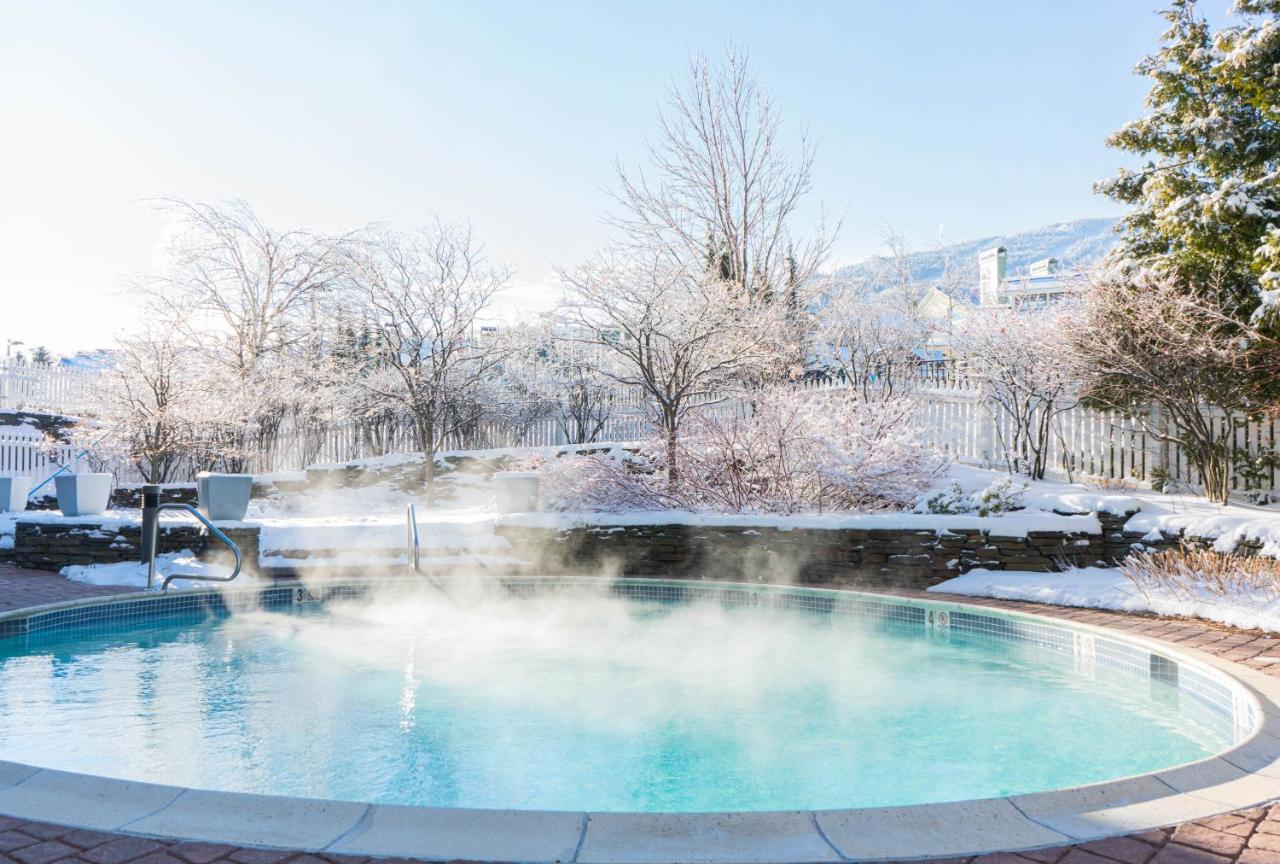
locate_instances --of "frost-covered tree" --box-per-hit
[811,284,927,401]
[141,199,352,468]
[343,222,510,496]
[547,339,622,445]
[534,387,946,514]
[1081,0,1280,498]
[498,326,621,445]
[146,199,350,378]
[1071,272,1280,503]
[560,253,795,486]
[612,43,834,302]
[955,305,1080,480]
[105,330,199,483]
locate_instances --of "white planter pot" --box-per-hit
[0,476,29,513]
[197,472,253,522]
[494,471,540,514]
[55,473,112,517]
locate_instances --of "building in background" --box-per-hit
[977,245,1084,309]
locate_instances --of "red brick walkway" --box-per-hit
[0,565,1276,863]
[0,565,132,614]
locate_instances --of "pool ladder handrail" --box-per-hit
[145,503,243,592]
[406,501,421,574]
[406,502,460,604]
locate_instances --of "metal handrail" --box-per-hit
[406,502,420,574]
[146,503,243,591]
[405,501,460,604]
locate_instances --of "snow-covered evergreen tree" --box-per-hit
[1079,0,1280,502]
[1096,0,1280,322]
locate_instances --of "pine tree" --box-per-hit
[1096,0,1280,322]
[30,346,52,365]
[1079,0,1280,502]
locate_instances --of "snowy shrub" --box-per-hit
[527,449,669,512]
[914,476,1027,517]
[1148,467,1199,497]
[535,388,947,514]
[953,304,1080,480]
[1122,547,1280,601]
[1231,446,1279,505]
[1085,476,1138,492]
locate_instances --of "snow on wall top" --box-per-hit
[496,509,1103,538]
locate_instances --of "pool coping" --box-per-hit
[0,577,1277,863]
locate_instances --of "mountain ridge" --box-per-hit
[833,216,1119,299]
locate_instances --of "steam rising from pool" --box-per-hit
[0,580,1233,811]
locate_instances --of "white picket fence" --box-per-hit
[187,387,1280,494]
[250,412,654,474]
[915,384,1278,492]
[0,362,106,417]
[4,358,1275,495]
[0,427,84,494]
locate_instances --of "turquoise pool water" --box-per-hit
[0,585,1235,812]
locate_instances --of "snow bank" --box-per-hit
[255,512,509,553]
[932,567,1280,633]
[0,512,16,550]
[947,465,1280,558]
[61,551,241,588]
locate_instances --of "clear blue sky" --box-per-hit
[0,1,1225,354]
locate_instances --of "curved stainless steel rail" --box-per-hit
[406,502,421,574]
[145,503,243,591]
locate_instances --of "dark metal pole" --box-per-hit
[141,484,160,569]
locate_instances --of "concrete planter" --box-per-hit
[493,472,540,514]
[196,472,253,522]
[54,473,112,517]
[0,476,30,512]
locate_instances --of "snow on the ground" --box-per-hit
[61,550,241,588]
[246,482,509,553]
[0,511,15,550]
[947,464,1280,557]
[932,566,1280,633]
[254,511,509,554]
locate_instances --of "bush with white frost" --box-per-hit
[534,388,947,514]
[913,476,1027,517]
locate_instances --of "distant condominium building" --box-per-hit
[977,246,1084,309]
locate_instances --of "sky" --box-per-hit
[0,1,1232,356]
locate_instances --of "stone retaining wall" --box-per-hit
[110,484,199,509]
[25,484,200,512]
[12,521,261,573]
[496,516,1129,590]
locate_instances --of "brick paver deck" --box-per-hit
[0,564,1276,864]
[0,564,132,613]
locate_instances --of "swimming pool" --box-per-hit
[0,577,1255,810]
[0,577,1275,862]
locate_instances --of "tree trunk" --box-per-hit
[1199,444,1232,505]
[663,408,679,491]
[414,410,437,506]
